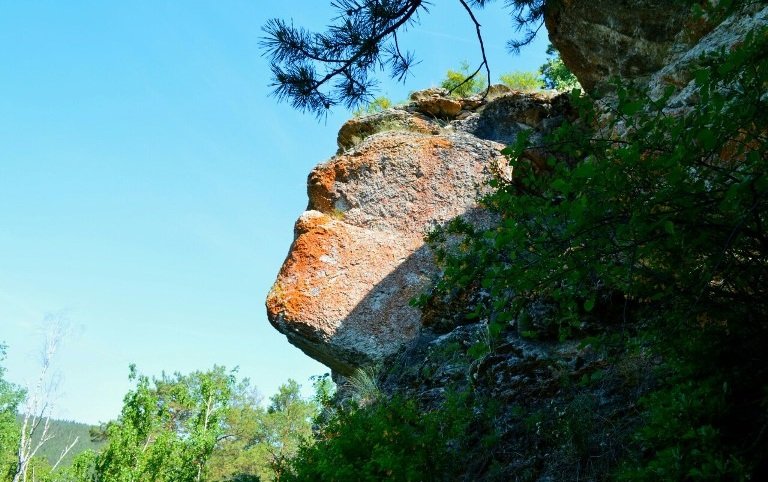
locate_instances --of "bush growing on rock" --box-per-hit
[422,25,768,480]
[498,71,544,91]
[440,61,487,97]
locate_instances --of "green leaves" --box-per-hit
[499,71,544,91]
[619,99,644,116]
[583,296,596,313]
[283,392,477,481]
[0,344,25,479]
[539,45,581,91]
[441,61,487,97]
[696,127,717,151]
[421,23,768,480]
[93,366,240,482]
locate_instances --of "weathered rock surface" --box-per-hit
[646,4,768,112]
[546,1,768,97]
[266,90,569,374]
[267,129,505,374]
[545,0,692,92]
[336,109,438,153]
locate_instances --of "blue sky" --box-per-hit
[0,1,550,424]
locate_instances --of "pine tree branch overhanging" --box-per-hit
[261,0,546,117]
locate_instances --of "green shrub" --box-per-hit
[422,25,768,479]
[283,391,477,481]
[539,45,579,91]
[499,71,544,91]
[353,96,393,117]
[440,61,486,97]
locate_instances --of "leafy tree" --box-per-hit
[261,0,546,116]
[206,379,318,482]
[539,44,579,91]
[203,380,267,482]
[256,380,317,480]
[1,344,25,480]
[26,366,321,482]
[92,365,235,482]
[498,70,544,91]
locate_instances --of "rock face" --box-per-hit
[545,0,691,92]
[263,4,768,479]
[546,1,768,95]
[266,90,569,374]
[267,2,767,377]
[645,4,768,110]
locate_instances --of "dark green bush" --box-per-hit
[421,24,768,479]
[282,392,479,481]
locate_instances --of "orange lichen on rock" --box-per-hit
[266,89,572,374]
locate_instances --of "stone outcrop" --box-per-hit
[268,0,767,377]
[545,0,689,92]
[646,4,768,111]
[266,89,570,374]
[263,3,768,479]
[545,0,767,95]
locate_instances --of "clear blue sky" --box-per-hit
[0,1,550,424]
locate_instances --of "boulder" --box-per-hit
[336,109,439,153]
[266,130,507,374]
[267,88,571,374]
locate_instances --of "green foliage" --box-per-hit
[0,344,24,480]
[50,450,98,482]
[498,71,544,91]
[90,365,236,482]
[11,365,321,482]
[282,390,478,481]
[259,379,317,479]
[203,379,268,482]
[345,366,381,406]
[18,418,104,470]
[440,61,487,98]
[422,26,768,478]
[352,96,393,117]
[310,374,335,411]
[89,368,319,482]
[539,45,580,91]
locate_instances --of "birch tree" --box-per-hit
[92,365,234,482]
[12,319,78,482]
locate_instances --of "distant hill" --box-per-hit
[16,416,104,468]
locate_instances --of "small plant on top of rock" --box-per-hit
[352,96,393,117]
[499,71,544,91]
[441,61,487,98]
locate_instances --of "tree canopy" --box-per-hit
[0,345,25,480]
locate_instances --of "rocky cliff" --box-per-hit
[266,87,572,375]
[268,0,765,375]
[266,1,767,479]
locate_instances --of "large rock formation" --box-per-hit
[266,89,570,374]
[263,3,768,479]
[267,0,767,377]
